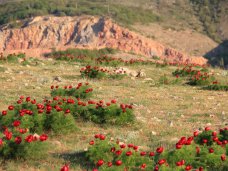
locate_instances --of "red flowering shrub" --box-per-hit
[0,96,77,134]
[46,97,134,125]
[0,126,48,159]
[188,71,215,86]
[85,127,228,171]
[50,82,93,99]
[172,66,208,77]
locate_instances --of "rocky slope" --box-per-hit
[0,16,207,65]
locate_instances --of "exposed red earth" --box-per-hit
[0,16,207,65]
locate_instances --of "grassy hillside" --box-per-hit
[0,51,227,170]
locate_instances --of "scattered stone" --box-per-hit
[151,131,157,135]
[206,123,212,126]
[144,78,153,81]
[169,121,174,127]
[53,76,62,82]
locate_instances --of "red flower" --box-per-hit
[26,97,31,102]
[185,165,192,171]
[115,160,122,166]
[89,140,94,145]
[107,162,112,167]
[202,139,208,144]
[141,163,146,169]
[99,134,105,140]
[176,161,182,166]
[0,139,3,146]
[126,151,132,156]
[205,127,211,131]
[97,159,104,167]
[15,136,22,144]
[25,135,34,143]
[5,131,12,140]
[128,143,134,148]
[110,147,116,152]
[158,159,166,165]
[196,146,200,154]
[120,144,126,148]
[2,110,7,116]
[140,151,147,156]
[115,150,122,156]
[176,143,182,149]
[221,154,226,161]
[39,134,48,141]
[133,145,138,151]
[149,152,155,157]
[199,166,204,171]
[111,99,117,104]
[193,131,199,137]
[212,131,217,136]
[8,105,14,110]
[13,120,21,127]
[156,147,164,153]
[208,148,214,153]
[60,164,69,171]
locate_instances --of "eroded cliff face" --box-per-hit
[0,16,207,65]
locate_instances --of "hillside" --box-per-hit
[0,0,227,66]
[0,16,207,65]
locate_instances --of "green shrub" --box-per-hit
[203,84,228,91]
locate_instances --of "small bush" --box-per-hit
[203,84,228,91]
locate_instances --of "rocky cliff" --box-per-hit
[0,16,207,65]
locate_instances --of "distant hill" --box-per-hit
[0,0,227,65]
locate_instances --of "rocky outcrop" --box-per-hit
[0,16,207,65]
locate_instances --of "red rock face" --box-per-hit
[0,16,207,65]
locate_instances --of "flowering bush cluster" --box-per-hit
[0,97,49,159]
[83,127,227,171]
[188,71,216,86]
[50,83,93,99]
[0,53,26,63]
[0,96,77,135]
[80,65,126,80]
[172,65,218,86]
[43,97,134,125]
[172,66,208,77]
